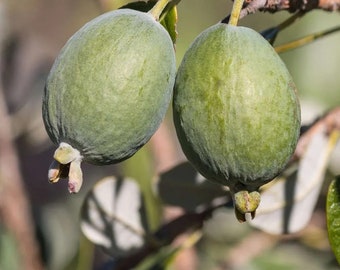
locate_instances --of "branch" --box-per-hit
[240,0,340,18]
[0,4,44,270]
[0,61,44,270]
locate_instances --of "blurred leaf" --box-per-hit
[135,245,177,270]
[327,175,340,264]
[203,208,251,244]
[113,209,215,269]
[136,230,202,270]
[250,130,340,234]
[261,11,304,45]
[39,202,80,270]
[275,25,340,53]
[156,162,229,212]
[0,225,20,270]
[80,176,148,257]
[121,147,161,232]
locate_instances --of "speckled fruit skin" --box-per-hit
[43,9,176,165]
[173,23,301,190]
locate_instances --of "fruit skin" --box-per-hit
[43,9,176,165]
[173,24,300,194]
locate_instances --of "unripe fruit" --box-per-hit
[173,23,301,221]
[43,9,176,192]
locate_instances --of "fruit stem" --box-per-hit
[149,0,170,21]
[228,0,245,26]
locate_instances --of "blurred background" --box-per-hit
[0,0,340,269]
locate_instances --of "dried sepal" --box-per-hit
[53,142,82,164]
[48,160,70,183]
[47,144,83,193]
[68,159,83,193]
[233,190,261,222]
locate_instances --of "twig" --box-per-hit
[239,0,340,19]
[275,25,340,53]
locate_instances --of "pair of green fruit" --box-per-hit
[43,8,300,220]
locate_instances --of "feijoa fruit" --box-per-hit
[43,9,176,192]
[173,23,300,221]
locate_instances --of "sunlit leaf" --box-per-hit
[160,5,178,45]
[80,176,148,256]
[326,176,340,264]
[250,130,340,234]
[156,162,229,212]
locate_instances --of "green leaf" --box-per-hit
[327,175,340,265]
[160,5,178,45]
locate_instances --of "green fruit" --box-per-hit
[43,9,176,192]
[173,23,300,221]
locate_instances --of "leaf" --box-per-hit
[80,176,148,257]
[260,11,304,45]
[121,146,161,232]
[119,1,156,13]
[155,162,229,212]
[160,5,178,45]
[275,25,340,53]
[250,130,340,234]
[261,27,279,45]
[326,176,340,264]
[135,230,202,270]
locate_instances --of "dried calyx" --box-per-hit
[48,143,83,193]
